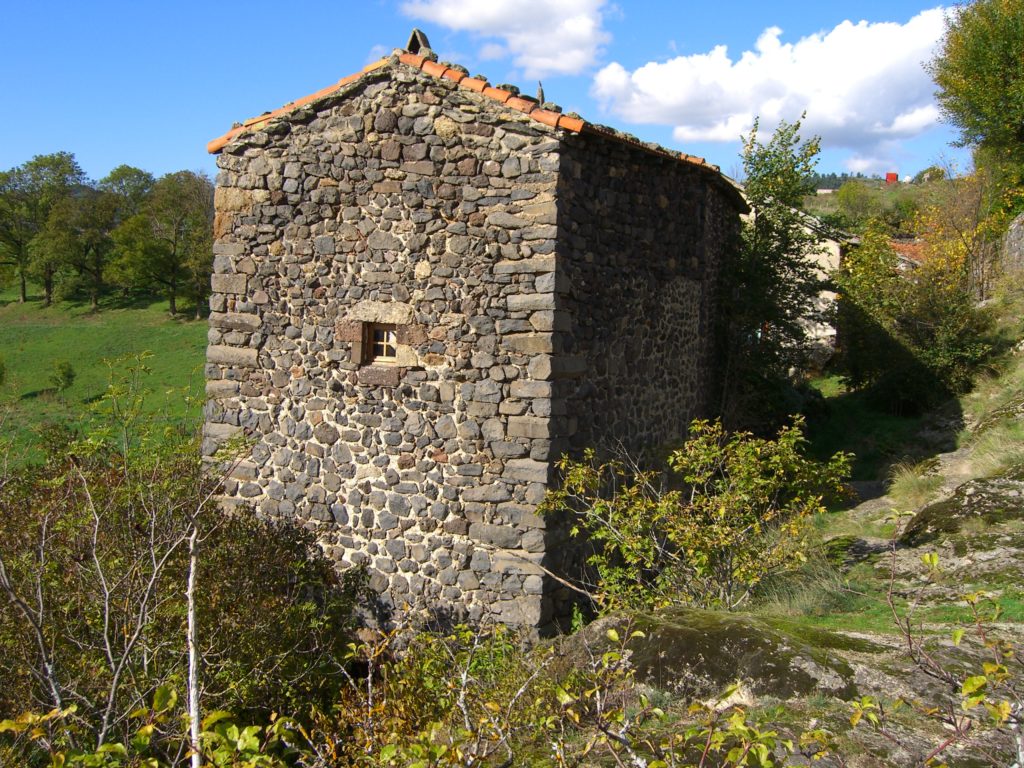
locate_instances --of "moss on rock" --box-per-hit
[901,475,1024,546]
[615,607,882,700]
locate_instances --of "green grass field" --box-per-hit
[0,285,208,460]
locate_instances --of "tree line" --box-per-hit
[0,153,213,316]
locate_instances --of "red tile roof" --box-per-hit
[890,239,927,265]
[207,51,730,187]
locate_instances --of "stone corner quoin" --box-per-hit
[203,56,743,633]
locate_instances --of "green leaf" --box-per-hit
[961,675,987,696]
[202,710,233,729]
[555,685,577,706]
[131,723,155,751]
[951,629,964,646]
[605,628,620,643]
[152,685,176,714]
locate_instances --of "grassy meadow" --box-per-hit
[0,284,208,460]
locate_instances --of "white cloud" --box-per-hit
[366,44,390,64]
[401,0,610,78]
[591,8,946,172]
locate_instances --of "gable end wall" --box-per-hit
[204,65,570,629]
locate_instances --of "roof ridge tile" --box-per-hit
[420,60,448,78]
[460,77,488,93]
[481,85,513,104]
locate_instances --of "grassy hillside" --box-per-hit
[0,285,208,459]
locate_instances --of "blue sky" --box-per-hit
[0,0,970,182]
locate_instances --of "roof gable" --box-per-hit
[207,35,747,211]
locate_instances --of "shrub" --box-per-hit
[0,374,363,763]
[49,359,75,402]
[543,418,850,611]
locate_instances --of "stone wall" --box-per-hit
[205,55,743,632]
[554,135,737,455]
[205,61,570,629]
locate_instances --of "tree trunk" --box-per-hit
[42,274,53,308]
[186,525,201,768]
[19,271,26,303]
[168,291,177,316]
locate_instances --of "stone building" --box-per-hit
[204,31,747,631]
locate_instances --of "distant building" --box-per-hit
[890,238,927,269]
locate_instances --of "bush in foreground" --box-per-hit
[542,417,850,612]
[0,374,363,764]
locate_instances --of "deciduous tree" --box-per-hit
[543,418,849,611]
[98,165,154,219]
[834,218,993,411]
[111,171,213,315]
[36,188,119,311]
[930,0,1024,156]
[720,117,825,428]
[0,152,86,303]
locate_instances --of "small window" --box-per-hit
[366,323,398,364]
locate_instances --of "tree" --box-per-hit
[111,171,213,316]
[36,188,120,311]
[98,165,154,219]
[48,360,75,405]
[930,0,1024,156]
[0,153,87,303]
[912,165,946,184]
[833,219,994,411]
[832,221,909,393]
[720,117,825,427]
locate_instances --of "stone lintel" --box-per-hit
[347,300,415,324]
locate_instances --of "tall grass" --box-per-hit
[754,554,860,620]
[887,460,944,511]
[969,419,1024,478]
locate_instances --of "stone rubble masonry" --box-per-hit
[204,56,744,633]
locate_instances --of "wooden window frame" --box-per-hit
[364,323,398,365]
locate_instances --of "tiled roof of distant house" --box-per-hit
[890,239,927,265]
